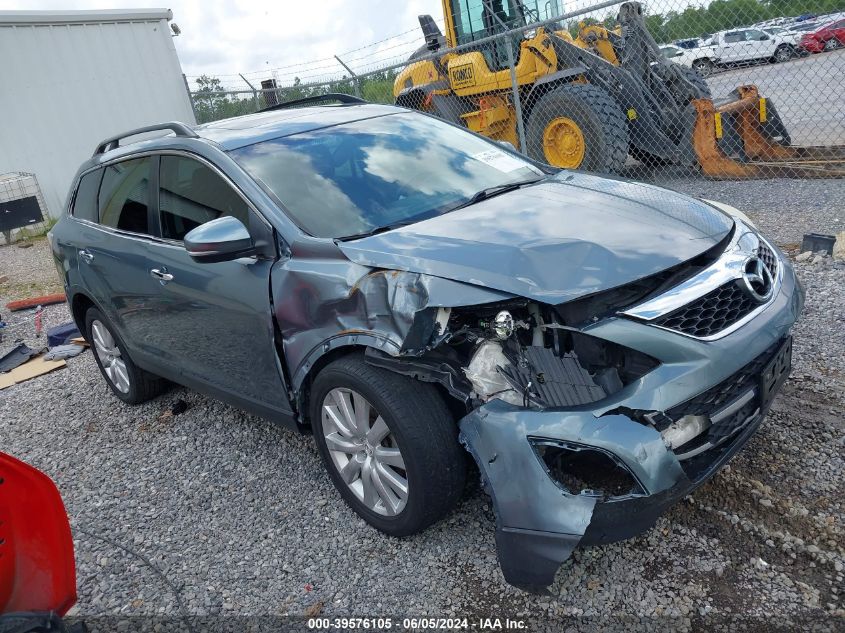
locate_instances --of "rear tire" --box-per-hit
[310,353,466,537]
[773,44,794,63]
[526,83,628,173]
[824,38,842,51]
[85,307,168,404]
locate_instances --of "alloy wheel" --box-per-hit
[91,320,130,393]
[321,387,408,516]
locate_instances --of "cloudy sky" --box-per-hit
[0,1,687,89]
[0,0,448,86]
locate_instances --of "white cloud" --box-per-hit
[0,0,443,87]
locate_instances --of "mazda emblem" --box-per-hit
[741,256,774,303]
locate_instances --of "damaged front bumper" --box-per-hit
[458,258,804,592]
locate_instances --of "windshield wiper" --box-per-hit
[447,178,544,212]
[335,219,419,242]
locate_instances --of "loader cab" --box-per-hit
[442,0,562,69]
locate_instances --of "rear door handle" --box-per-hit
[150,268,174,282]
[78,249,94,263]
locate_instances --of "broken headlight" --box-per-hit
[447,303,658,409]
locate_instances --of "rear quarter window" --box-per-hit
[72,170,102,223]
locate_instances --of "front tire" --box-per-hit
[85,307,167,404]
[526,83,628,174]
[692,58,715,76]
[824,38,842,51]
[310,354,466,537]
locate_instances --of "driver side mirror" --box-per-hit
[184,216,257,263]
[758,33,770,40]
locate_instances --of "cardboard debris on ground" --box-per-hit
[0,354,66,390]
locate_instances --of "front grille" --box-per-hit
[758,241,778,277]
[650,241,778,338]
[652,280,758,337]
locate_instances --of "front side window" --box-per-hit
[99,157,151,234]
[453,0,525,44]
[230,112,543,239]
[72,169,102,223]
[158,155,250,241]
[724,32,743,43]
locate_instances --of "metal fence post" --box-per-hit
[504,38,528,155]
[334,55,362,98]
[239,73,260,112]
[182,73,199,122]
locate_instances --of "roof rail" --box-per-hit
[259,93,366,113]
[93,122,198,155]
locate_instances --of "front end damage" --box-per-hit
[355,223,804,592]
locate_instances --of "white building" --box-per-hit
[0,9,196,218]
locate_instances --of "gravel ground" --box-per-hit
[1,178,843,631]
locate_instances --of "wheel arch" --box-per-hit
[524,65,590,115]
[69,290,99,334]
[292,334,402,428]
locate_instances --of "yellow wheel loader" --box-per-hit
[394,0,845,178]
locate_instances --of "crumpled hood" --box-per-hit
[338,172,733,303]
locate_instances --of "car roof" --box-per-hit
[195,103,403,151]
[88,102,407,167]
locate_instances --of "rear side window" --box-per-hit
[72,170,102,223]
[724,32,743,43]
[158,155,250,241]
[99,157,152,234]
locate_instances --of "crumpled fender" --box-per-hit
[271,249,514,392]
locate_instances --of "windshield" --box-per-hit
[230,112,544,239]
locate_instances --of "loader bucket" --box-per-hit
[693,85,845,179]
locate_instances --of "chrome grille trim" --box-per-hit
[621,221,783,340]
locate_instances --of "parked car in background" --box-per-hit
[673,37,705,49]
[704,28,797,68]
[48,97,803,592]
[799,18,845,52]
[661,41,720,75]
[781,20,821,42]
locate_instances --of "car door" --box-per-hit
[139,152,291,415]
[719,31,747,62]
[744,29,774,60]
[74,156,167,363]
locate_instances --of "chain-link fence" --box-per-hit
[188,0,845,180]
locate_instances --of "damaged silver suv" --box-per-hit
[50,95,804,591]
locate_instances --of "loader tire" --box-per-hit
[526,83,628,174]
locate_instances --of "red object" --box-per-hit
[34,307,44,337]
[0,452,77,616]
[799,18,845,53]
[6,293,67,312]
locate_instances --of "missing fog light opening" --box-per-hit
[533,441,644,499]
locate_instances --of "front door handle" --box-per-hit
[79,249,94,263]
[150,268,174,282]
